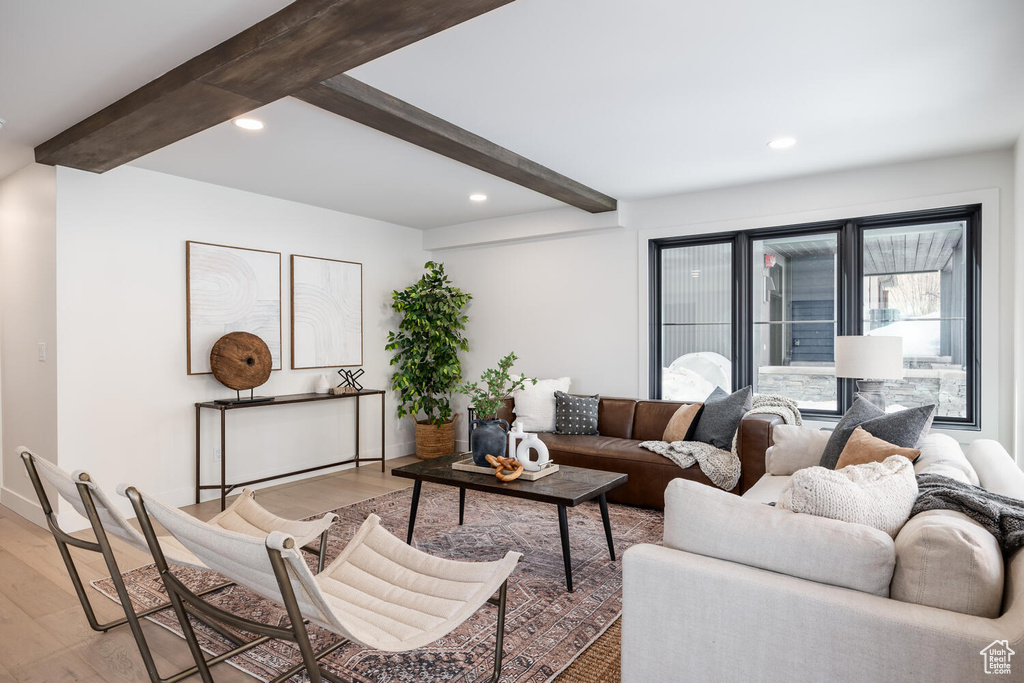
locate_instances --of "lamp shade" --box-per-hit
[834,335,904,380]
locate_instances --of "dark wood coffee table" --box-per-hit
[391,453,627,592]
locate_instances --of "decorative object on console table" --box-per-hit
[835,335,904,410]
[386,262,472,459]
[458,352,535,466]
[290,254,362,369]
[337,367,365,391]
[209,332,275,405]
[186,241,281,375]
[314,374,331,394]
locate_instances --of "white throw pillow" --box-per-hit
[513,377,571,432]
[777,455,918,537]
[914,433,979,486]
[765,425,832,475]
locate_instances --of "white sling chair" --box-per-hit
[20,447,337,683]
[124,484,522,683]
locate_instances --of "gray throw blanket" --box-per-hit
[640,394,802,491]
[914,473,1024,550]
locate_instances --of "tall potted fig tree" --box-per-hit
[386,261,471,459]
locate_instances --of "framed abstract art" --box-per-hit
[290,254,363,369]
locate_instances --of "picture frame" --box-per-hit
[186,241,282,375]
[291,254,363,369]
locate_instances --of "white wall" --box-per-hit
[1015,132,1024,454]
[0,164,58,524]
[440,227,638,449]
[434,150,1017,453]
[53,165,428,527]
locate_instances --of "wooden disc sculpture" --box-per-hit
[210,332,272,391]
[485,454,524,482]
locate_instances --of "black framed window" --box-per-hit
[650,204,981,428]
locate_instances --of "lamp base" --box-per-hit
[854,379,887,411]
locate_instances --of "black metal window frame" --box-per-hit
[649,204,981,429]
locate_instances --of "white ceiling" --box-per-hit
[3,0,1024,229]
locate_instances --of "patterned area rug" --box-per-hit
[93,484,661,682]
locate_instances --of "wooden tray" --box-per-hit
[451,455,559,481]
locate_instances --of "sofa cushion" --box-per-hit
[513,377,570,432]
[539,433,657,462]
[662,403,702,442]
[891,510,1004,618]
[819,398,934,469]
[632,400,686,441]
[765,425,831,475]
[741,473,790,504]
[835,427,921,469]
[664,478,896,596]
[692,385,753,450]
[554,391,599,435]
[597,398,636,439]
[915,433,979,486]
[777,455,918,537]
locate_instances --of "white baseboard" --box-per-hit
[1,486,45,527]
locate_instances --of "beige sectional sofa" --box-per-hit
[621,435,1024,682]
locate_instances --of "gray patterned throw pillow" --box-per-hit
[554,391,600,435]
[819,398,936,469]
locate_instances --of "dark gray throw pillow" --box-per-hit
[554,391,600,435]
[819,398,936,469]
[692,386,753,450]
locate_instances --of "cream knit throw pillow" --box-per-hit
[777,455,918,537]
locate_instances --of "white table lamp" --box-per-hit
[834,335,904,410]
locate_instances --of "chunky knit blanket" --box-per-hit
[913,473,1024,550]
[640,394,802,491]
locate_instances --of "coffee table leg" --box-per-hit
[599,493,615,561]
[557,505,573,592]
[407,480,422,545]
[459,487,466,525]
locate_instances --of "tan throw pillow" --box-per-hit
[662,403,702,442]
[835,426,920,469]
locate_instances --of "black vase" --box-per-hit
[470,418,510,466]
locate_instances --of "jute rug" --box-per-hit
[94,484,659,682]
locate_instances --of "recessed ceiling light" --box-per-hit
[767,137,796,150]
[469,194,488,202]
[233,118,264,131]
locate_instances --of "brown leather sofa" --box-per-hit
[494,397,781,509]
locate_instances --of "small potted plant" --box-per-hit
[458,352,535,466]
[386,261,471,459]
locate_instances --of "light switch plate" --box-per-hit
[37,342,46,362]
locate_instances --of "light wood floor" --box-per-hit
[0,456,419,683]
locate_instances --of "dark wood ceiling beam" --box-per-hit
[295,75,617,213]
[35,0,515,172]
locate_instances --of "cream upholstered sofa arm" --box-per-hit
[622,543,1024,683]
[967,439,1024,499]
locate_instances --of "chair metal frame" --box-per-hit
[20,451,330,683]
[125,485,512,683]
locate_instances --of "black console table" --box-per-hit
[195,390,385,510]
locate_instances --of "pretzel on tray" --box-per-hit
[485,454,524,482]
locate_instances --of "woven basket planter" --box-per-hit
[414,418,457,459]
